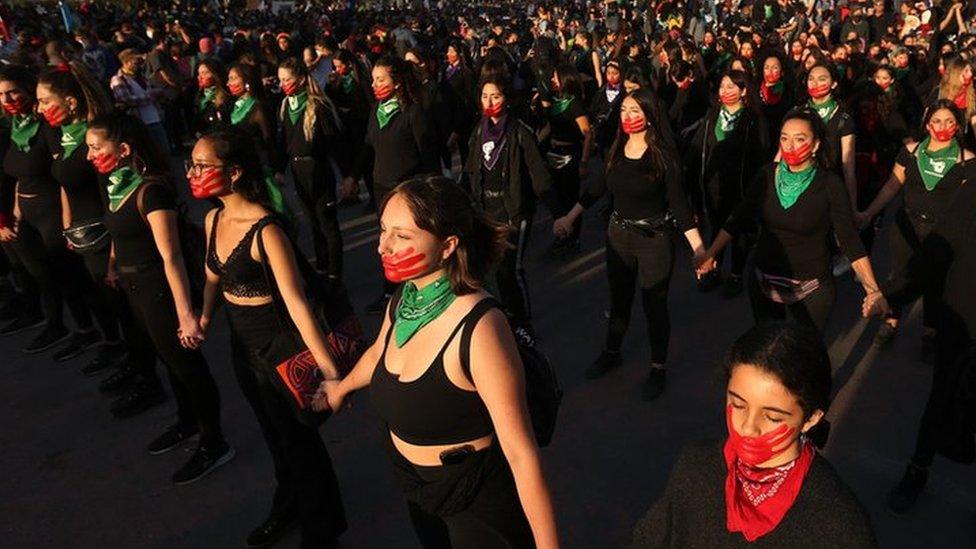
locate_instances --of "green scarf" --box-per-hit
[764,4,773,19]
[808,97,838,123]
[340,74,355,94]
[106,166,143,212]
[916,137,960,192]
[230,95,256,125]
[60,120,88,159]
[10,113,40,152]
[775,161,816,209]
[263,167,286,215]
[286,91,307,125]
[197,87,216,113]
[893,66,910,81]
[548,95,574,116]
[376,97,400,129]
[394,276,457,347]
[714,106,742,142]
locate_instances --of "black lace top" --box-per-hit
[206,208,275,298]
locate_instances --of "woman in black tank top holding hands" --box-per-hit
[323,176,559,548]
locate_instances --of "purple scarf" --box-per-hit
[480,114,508,171]
[445,63,461,80]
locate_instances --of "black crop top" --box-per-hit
[103,182,174,268]
[370,295,495,446]
[206,208,275,298]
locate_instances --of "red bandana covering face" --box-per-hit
[723,406,815,542]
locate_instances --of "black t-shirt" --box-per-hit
[47,128,105,222]
[823,108,855,170]
[103,182,175,267]
[895,145,971,218]
[3,121,56,196]
[547,96,586,145]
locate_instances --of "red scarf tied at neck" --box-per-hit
[723,406,815,542]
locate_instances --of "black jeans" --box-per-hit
[0,241,39,313]
[705,178,749,278]
[548,143,582,241]
[119,264,223,446]
[887,211,941,329]
[747,270,836,333]
[226,302,347,544]
[291,157,343,278]
[493,218,533,331]
[912,332,971,466]
[604,223,675,364]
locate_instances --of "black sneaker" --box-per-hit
[874,322,898,346]
[52,329,101,362]
[920,331,937,365]
[697,270,722,293]
[110,380,167,419]
[81,341,127,376]
[886,463,928,515]
[98,364,140,394]
[172,442,236,486]
[0,311,46,336]
[642,367,667,401]
[146,423,199,455]
[23,325,71,354]
[585,351,622,380]
[366,293,391,315]
[245,512,299,548]
[722,275,744,299]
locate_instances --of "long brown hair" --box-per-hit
[277,57,342,142]
[37,61,113,122]
[939,58,975,120]
[605,89,668,174]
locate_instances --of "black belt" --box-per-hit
[117,262,162,274]
[609,211,674,238]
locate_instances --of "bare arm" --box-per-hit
[591,51,603,88]
[328,299,392,410]
[840,134,857,208]
[60,187,72,231]
[861,163,906,220]
[469,310,559,549]
[146,209,200,343]
[200,209,220,332]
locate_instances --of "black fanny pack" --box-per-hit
[63,219,110,253]
[609,211,675,238]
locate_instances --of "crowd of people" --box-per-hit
[1,0,974,547]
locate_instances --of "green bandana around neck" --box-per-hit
[106,166,143,212]
[262,167,287,215]
[548,95,574,116]
[376,97,400,129]
[60,121,88,159]
[775,161,817,209]
[714,106,742,142]
[286,91,307,125]
[808,97,838,123]
[916,137,960,192]
[10,113,40,152]
[394,276,457,347]
[230,95,256,125]
[197,87,216,113]
[340,74,355,94]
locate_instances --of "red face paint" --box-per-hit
[197,74,215,89]
[91,152,120,174]
[677,79,692,91]
[764,68,782,85]
[781,141,814,167]
[281,80,302,96]
[807,83,831,99]
[482,101,504,118]
[621,114,647,134]
[189,168,231,199]
[373,83,394,101]
[876,79,892,91]
[381,247,428,282]
[719,89,741,106]
[606,72,620,86]
[928,122,957,142]
[228,81,246,97]
[42,104,68,127]
[726,405,797,467]
[1,95,27,115]
[335,64,350,76]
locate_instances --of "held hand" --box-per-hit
[177,314,205,349]
[104,266,120,289]
[552,216,572,237]
[0,225,16,242]
[326,382,348,413]
[696,256,718,277]
[862,291,891,317]
[199,315,211,335]
[311,381,331,412]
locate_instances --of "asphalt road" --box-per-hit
[0,166,973,548]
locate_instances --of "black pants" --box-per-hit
[493,218,533,331]
[888,211,940,329]
[747,270,836,333]
[604,224,675,364]
[226,302,347,543]
[13,193,95,331]
[80,245,142,344]
[913,332,973,466]
[0,241,39,312]
[548,144,582,240]
[291,157,343,278]
[705,179,749,277]
[119,264,223,446]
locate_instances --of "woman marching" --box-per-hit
[276,57,345,282]
[324,176,559,548]
[226,62,277,164]
[858,101,971,353]
[85,112,231,483]
[553,89,706,400]
[193,126,347,547]
[192,58,232,136]
[700,110,883,332]
[327,48,373,205]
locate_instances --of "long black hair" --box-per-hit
[606,89,668,174]
[780,107,833,170]
[197,125,273,212]
[88,112,171,180]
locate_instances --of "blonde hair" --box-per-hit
[939,58,975,119]
[277,58,342,142]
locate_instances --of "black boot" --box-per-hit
[886,463,928,515]
[110,379,167,418]
[642,367,667,401]
[585,350,622,379]
[245,508,299,549]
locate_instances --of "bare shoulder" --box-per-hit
[964,149,975,161]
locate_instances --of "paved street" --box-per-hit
[0,177,973,549]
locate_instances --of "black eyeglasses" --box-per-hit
[184,161,224,176]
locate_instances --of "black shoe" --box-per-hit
[642,367,667,401]
[110,380,167,419]
[81,341,127,376]
[98,364,140,394]
[52,329,101,362]
[697,270,722,293]
[722,275,744,299]
[146,423,199,455]
[548,236,580,259]
[172,442,236,485]
[366,293,391,315]
[245,512,299,548]
[585,351,622,380]
[0,311,45,336]
[23,325,71,354]
[921,331,936,365]
[874,322,898,346]
[886,463,928,515]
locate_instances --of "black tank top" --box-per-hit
[206,208,275,299]
[370,295,494,446]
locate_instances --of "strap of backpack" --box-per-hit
[458,298,501,383]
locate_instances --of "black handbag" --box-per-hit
[63,219,110,253]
